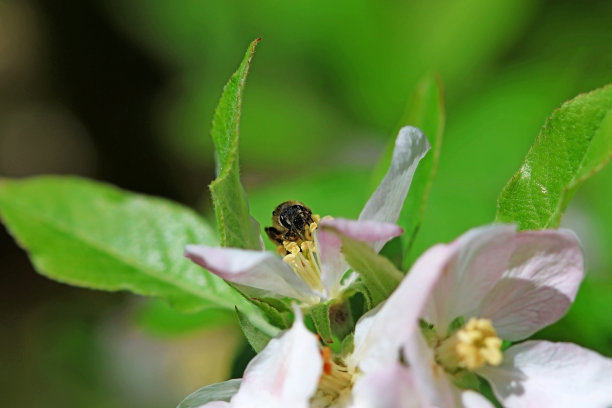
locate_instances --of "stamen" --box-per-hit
[305,215,319,241]
[284,241,301,255]
[435,317,502,372]
[283,248,324,292]
[311,349,354,408]
[321,346,333,375]
[280,219,325,294]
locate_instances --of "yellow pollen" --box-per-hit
[275,215,329,297]
[281,234,323,293]
[435,318,503,372]
[301,240,316,253]
[284,241,301,255]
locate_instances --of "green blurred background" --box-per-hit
[1,0,612,406]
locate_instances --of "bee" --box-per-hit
[265,200,315,247]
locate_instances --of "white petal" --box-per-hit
[479,341,612,408]
[197,402,231,408]
[315,223,348,298]
[474,229,584,340]
[351,363,422,408]
[185,245,316,302]
[320,218,403,244]
[423,225,517,334]
[403,322,464,407]
[231,306,323,408]
[352,243,451,373]
[347,304,380,371]
[351,228,505,407]
[359,126,430,252]
[461,391,495,408]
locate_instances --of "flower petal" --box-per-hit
[479,341,612,408]
[351,362,422,408]
[461,391,495,408]
[403,322,466,407]
[185,245,316,302]
[424,225,517,334]
[473,229,583,340]
[314,222,347,298]
[231,306,323,408]
[351,227,508,407]
[351,243,451,373]
[197,402,230,408]
[321,218,403,247]
[358,125,429,251]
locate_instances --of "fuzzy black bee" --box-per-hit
[265,200,314,246]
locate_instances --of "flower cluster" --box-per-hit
[183,127,612,407]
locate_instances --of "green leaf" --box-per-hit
[177,379,241,408]
[324,226,403,306]
[340,332,355,356]
[210,38,263,249]
[311,301,334,344]
[236,306,281,353]
[371,74,445,270]
[249,298,292,329]
[496,84,612,229]
[0,176,254,313]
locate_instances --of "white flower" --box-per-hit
[354,224,612,407]
[185,126,430,306]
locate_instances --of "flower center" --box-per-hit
[281,216,325,292]
[435,318,503,372]
[310,347,355,408]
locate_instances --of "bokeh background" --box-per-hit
[1,0,612,406]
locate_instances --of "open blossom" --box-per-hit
[185,126,430,306]
[354,224,612,407]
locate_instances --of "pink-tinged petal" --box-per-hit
[352,228,507,407]
[351,362,422,408]
[231,306,323,408]
[424,225,517,334]
[316,218,403,296]
[478,341,612,408]
[321,218,403,249]
[359,126,429,247]
[185,245,315,302]
[403,323,464,408]
[352,243,451,373]
[315,224,348,297]
[347,305,380,372]
[474,229,584,340]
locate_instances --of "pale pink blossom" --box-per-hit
[185,126,430,305]
[355,224,612,407]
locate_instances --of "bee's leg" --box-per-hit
[265,227,284,246]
